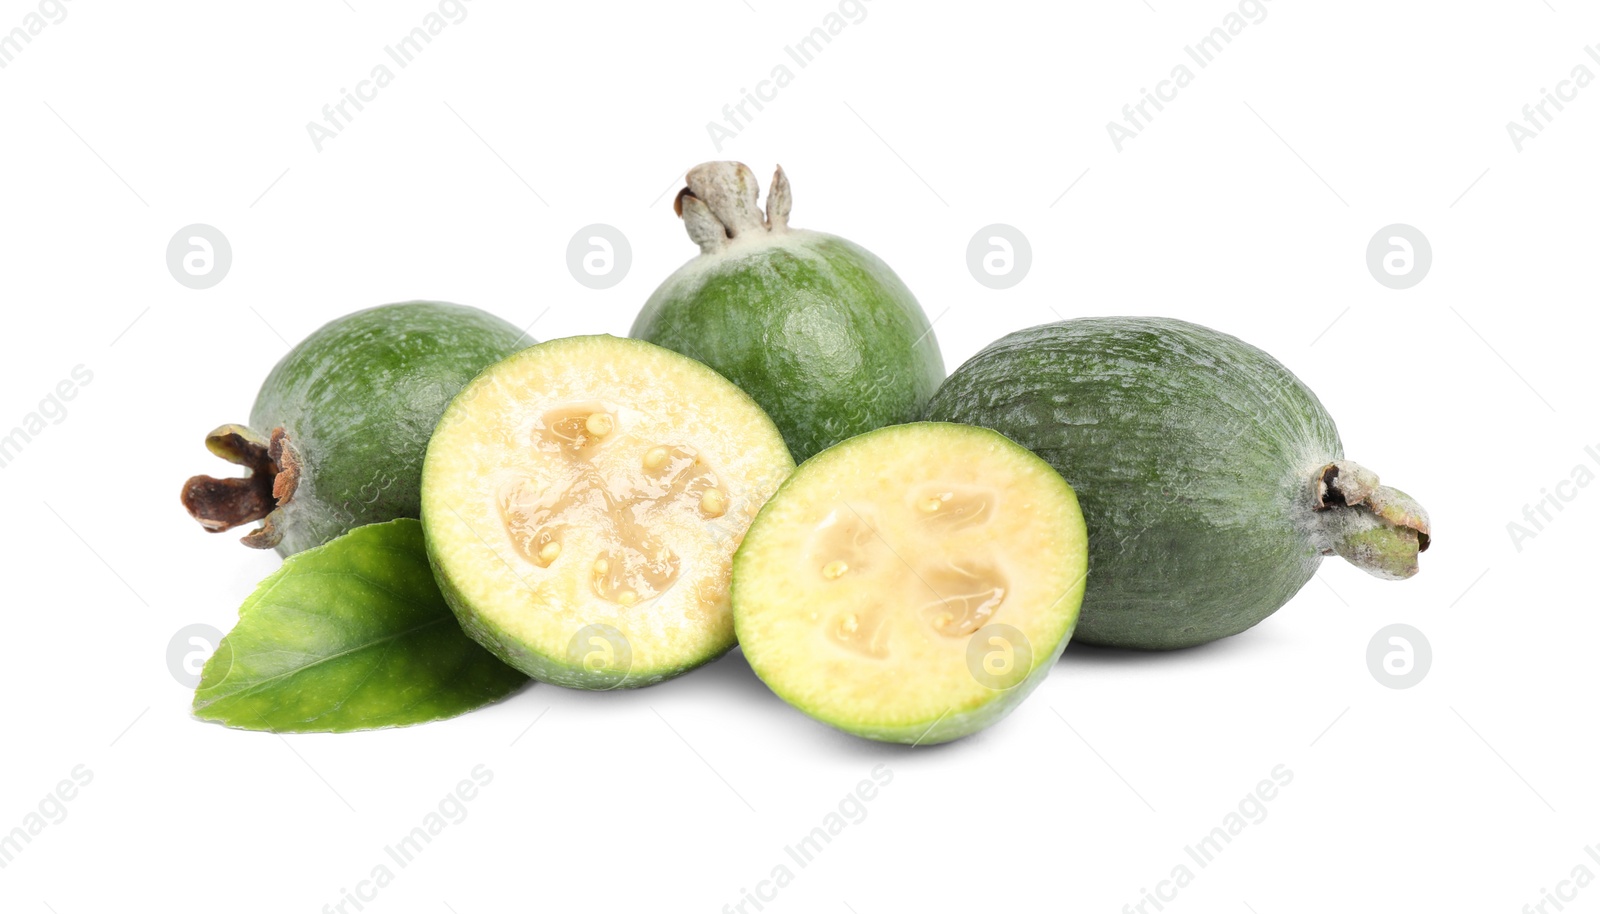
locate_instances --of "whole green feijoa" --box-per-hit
[631,161,945,462]
[181,301,529,556]
[926,317,1432,650]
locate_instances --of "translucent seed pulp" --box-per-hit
[809,486,1008,659]
[499,402,731,605]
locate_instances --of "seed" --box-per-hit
[822,560,849,580]
[839,613,859,635]
[932,612,953,630]
[538,541,561,564]
[617,589,637,605]
[585,412,614,436]
[919,497,943,513]
[593,558,609,575]
[643,446,669,470]
[700,488,727,517]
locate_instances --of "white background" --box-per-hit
[2,1,1596,912]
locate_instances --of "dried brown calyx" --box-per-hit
[180,424,301,549]
[673,161,792,255]
[1310,459,1431,580]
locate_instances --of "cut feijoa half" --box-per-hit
[421,335,794,689]
[732,422,1088,745]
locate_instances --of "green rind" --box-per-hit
[632,231,944,462]
[732,422,1086,745]
[420,335,796,690]
[253,301,529,556]
[192,519,528,732]
[927,317,1342,650]
[837,652,1066,746]
[422,550,724,691]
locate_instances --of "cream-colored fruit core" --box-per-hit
[500,403,728,606]
[423,336,796,685]
[810,485,1009,659]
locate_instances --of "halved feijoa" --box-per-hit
[421,335,794,689]
[732,422,1088,745]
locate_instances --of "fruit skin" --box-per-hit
[926,317,1429,650]
[631,161,944,462]
[731,422,1087,744]
[182,301,528,556]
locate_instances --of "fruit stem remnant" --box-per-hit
[1310,460,1431,580]
[180,424,301,549]
[673,161,792,254]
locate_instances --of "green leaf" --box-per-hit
[194,519,528,732]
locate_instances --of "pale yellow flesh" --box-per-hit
[734,424,1088,732]
[423,336,793,679]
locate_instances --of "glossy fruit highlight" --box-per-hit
[632,161,945,462]
[181,301,528,555]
